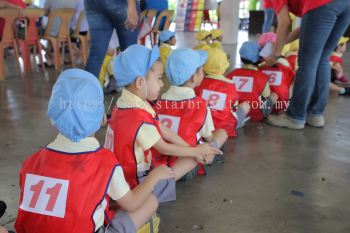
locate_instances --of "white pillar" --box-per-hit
[220,0,240,45]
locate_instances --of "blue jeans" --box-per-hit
[287,0,350,124]
[262,8,275,33]
[84,0,140,77]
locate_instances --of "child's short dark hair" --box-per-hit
[159,36,175,46]
[241,58,259,66]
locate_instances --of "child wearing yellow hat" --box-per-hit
[210,29,224,49]
[193,30,212,51]
[195,48,250,137]
[329,37,350,95]
[330,37,349,84]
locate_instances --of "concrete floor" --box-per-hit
[1,31,350,233]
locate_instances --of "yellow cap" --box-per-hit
[204,48,229,75]
[339,37,349,45]
[282,39,299,55]
[196,30,211,41]
[210,29,224,40]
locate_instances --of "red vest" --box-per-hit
[153,96,208,167]
[286,53,298,71]
[272,0,331,16]
[226,68,268,121]
[260,64,295,112]
[15,148,118,233]
[108,108,159,189]
[330,54,343,65]
[195,76,239,137]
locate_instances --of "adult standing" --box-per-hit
[84,0,140,78]
[266,0,350,129]
[262,0,275,33]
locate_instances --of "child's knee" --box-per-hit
[239,102,251,114]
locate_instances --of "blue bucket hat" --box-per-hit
[47,68,104,142]
[166,48,208,86]
[239,41,261,63]
[113,44,160,87]
[159,30,176,43]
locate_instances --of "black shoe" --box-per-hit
[0,200,7,218]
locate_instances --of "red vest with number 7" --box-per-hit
[108,108,160,189]
[226,68,268,121]
[153,97,208,167]
[195,76,239,137]
[259,64,295,112]
[15,148,118,233]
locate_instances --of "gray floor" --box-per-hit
[1,31,350,233]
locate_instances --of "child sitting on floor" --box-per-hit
[15,68,174,233]
[226,41,278,121]
[193,30,212,51]
[195,47,250,137]
[106,45,222,192]
[153,48,228,177]
[330,37,349,84]
[210,29,224,49]
[159,30,176,66]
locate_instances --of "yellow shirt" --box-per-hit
[193,42,211,51]
[117,89,161,173]
[210,40,222,49]
[242,64,271,98]
[161,86,215,138]
[98,54,113,85]
[159,43,172,66]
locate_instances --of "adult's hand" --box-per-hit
[264,55,277,66]
[125,2,138,31]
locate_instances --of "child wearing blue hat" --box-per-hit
[159,30,176,93]
[107,45,222,201]
[159,30,176,66]
[15,68,175,233]
[154,48,228,178]
[226,41,278,122]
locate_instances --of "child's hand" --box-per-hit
[195,143,223,164]
[149,165,175,181]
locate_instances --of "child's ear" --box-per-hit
[135,76,144,89]
[190,74,197,84]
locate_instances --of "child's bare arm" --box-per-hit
[116,165,174,212]
[159,122,189,146]
[153,137,222,162]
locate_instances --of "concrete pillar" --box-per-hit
[220,0,240,45]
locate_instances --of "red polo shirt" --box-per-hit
[272,0,332,16]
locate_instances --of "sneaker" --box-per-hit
[336,75,350,84]
[267,113,304,130]
[0,200,6,218]
[339,87,350,96]
[306,115,325,128]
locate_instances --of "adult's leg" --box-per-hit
[262,8,275,33]
[286,0,350,123]
[307,1,350,116]
[84,0,114,77]
[107,0,139,51]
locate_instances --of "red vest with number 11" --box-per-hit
[15,148,118,233]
